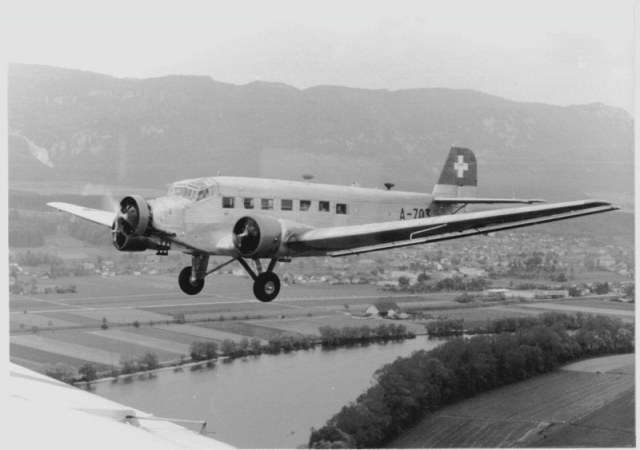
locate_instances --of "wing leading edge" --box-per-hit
[47,202,115,228]
[287,200,619,257]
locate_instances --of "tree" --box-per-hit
[221,339,238,357]
[120,356,139,374]
[417,272,430,283]
[140,352,159,371]
[593,282,611,295]
[78,363,98,382]
[250,338,262,355]
[45,363,77,384]
[190,341,218,361]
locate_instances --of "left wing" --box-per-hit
[287,200,618,257]
[47,202,115,228]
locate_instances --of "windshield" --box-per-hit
[168,180,215,201]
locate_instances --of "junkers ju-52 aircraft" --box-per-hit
[48,147,618,302]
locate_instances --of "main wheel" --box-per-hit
[178,266,205,295]
[253,272,280,302]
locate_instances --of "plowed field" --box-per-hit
[387,354,634,448]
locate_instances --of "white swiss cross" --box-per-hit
[453,155,469,178]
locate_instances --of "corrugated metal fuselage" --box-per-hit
[150,176,434,256]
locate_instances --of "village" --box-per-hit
[9,228,635,301]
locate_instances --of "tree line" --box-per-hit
[308,312,634,448]
[190,324,415,363]
[318,323,414,347]
[45,322,418,385]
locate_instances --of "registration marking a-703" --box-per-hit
[399,207,431,220]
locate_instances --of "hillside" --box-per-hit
[8,63,633,203]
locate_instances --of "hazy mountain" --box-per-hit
[8,63,633,203]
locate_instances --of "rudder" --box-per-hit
[432,147,477,199]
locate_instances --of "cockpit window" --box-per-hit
[169,181,215,201]
[169,185,187,196]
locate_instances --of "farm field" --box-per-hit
[386,354,635,448]
[10,272,634,374]
[9,274,431,372]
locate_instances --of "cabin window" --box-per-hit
[281,199,293,211]
[300,200,311,211]
[222,197,235,208]
[243,198,255,209]
[261,198,274,210]
[336,203,348,214]
[319,201,330,212]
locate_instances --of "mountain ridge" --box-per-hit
[8,63,633,203]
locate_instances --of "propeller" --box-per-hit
[110,195,152,251]
[233,217,260,254]
[112,195,151,238]
[117,198,140,236]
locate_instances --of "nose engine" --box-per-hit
[112,195,155,251]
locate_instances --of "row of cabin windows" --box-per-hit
[222,197,348,214]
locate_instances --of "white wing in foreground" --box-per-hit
[48,202,115,228]
[288,200,618,256]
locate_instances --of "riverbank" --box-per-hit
[309,313,634,448]
[90,335,448,448]
[77,323,417,387]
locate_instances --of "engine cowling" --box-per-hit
[112,195,154,252]
[233,215,283,258]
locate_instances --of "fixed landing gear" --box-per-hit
[178,266,204,295]
[237,257,281,302]
[178,254,210,295]
[253,272,280,303]
[177,254,282,302]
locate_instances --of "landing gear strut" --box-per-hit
[178,254,209,295]
[177,254,282,302]
[237,257,280,302]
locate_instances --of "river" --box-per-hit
[91,336,445,448]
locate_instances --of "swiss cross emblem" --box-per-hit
[454,155,469,178]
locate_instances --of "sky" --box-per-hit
[1,0,636,111]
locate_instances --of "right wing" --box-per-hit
[287,200,619,257]
[433,197,545,205]
[47,202,115,228]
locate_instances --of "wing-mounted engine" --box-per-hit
[112,195,156,252]
[233,215,283,258]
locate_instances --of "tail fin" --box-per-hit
[430,147,544,215]
[432,147,477,199]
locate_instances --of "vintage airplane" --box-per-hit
[48,147,618,302]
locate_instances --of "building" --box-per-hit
[366,301,401,318]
